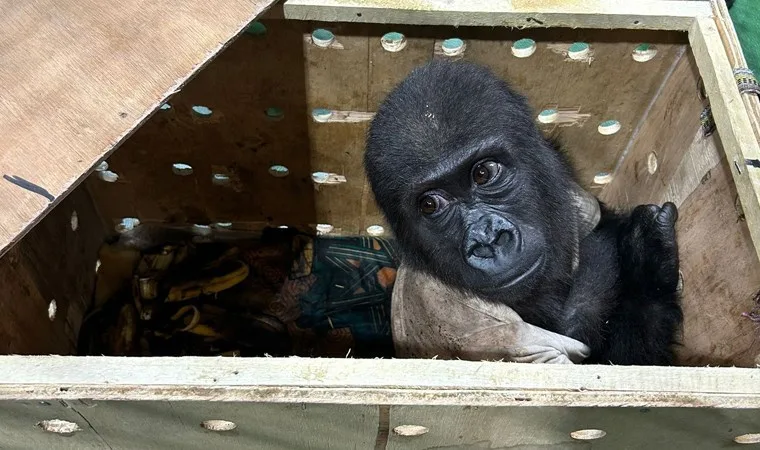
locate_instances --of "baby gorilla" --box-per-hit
[364,60,683,365]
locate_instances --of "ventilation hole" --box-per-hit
[567,42,590,60]
[312,108,333,122]
[97,170,119,182]
[381,32,407,52]
[598,119,621,136]
[633,20,641,25]
[570,429,606,440]
[593,172,613,185]
[70,211,79,231]
[213,222,233,229]
[316,224,334,235]
[647,152,658,174]
[537,109,559,124]
[48,300,57,321]
[735,434,760,444]
[192,224,212,235]
[191,105,213,117]
[278,225,289,229]
[160,103,171,110]
[511,38,537,58]
[366,225,385,236]
[201,420,237,432]
[269,165,290,178]
[632,43,658,62]
[95,259,101,273]
[172,163,194,176]
[95,161,109,172]
[212,173,231,185]
[312,172,330,183]
[441,38,465,56]
[265,107,284,120]
[393,425,429,436]
[115,217,140,233]
[37,419,81,435]
[246,21,267,36]
[311,29,335,48]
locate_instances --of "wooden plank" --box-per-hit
[689,17,760,269]
[284,0,711,31]
[0,400,377,449]
[0,186,104,355]
[387,405,760,449]
[0,0,277,259]
[1,356,760,408]
[304,23,371,235]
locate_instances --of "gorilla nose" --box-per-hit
[465,215,517,260]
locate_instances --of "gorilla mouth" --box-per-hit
[485,254,545,290]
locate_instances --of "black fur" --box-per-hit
[364,60,683,366]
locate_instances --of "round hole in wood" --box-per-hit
[192,224,212,236]
[265,107,284,120]
[212,173,231,185]
[647,152,658,174]
[201,420,237,432]
[95,259,101,273]
[441,38,465,56]
[70,211,79,231]
[311,28,335,48]
[632,43,658,62]
[537,109,559,124]
[37,419,82,435]
[511,38,537,58]
[593,172,613,185]
[214,222,233,229]
[160,103,171,110]
[172,163,194,176]
[366,225,385,236]
[381,32,407,52]
[268,165,290,178]
[567,42,590,60]
[278,225,289,229]
[98,170,119,182]
[598,119,621,136]
[48,300,57,321]
[95,161,109,172]
[246,21,267,36]
[570,429,606,440]
[393,425,429,436]
[316,224,334,235]
[191,105,213,117]
[115,217,140,233]
[312,108,333,122]
[735,434,760,444]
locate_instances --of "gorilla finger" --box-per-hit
[657,202,678,226]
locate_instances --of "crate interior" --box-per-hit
[3,17,759,367]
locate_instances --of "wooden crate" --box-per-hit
[0,0,759,447]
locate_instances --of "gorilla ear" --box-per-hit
[570,183,601,240]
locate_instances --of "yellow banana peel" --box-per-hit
[166,260,249,302]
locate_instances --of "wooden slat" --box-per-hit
[283,0,711,31]
[689,17,760,267]
[0,0,277,258]
[1,356,760,409]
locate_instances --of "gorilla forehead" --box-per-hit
[366,60,540,177]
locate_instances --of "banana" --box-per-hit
[166,259,249,302]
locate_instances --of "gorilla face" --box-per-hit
[365,60,582,301]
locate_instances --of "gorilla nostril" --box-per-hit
[494,230,512,246]
[471,244,495,259]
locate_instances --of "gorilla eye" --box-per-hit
[473,161,501,185]
[419,194,442,215]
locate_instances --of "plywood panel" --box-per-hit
[88,20,317,230]
[0,0,277,259]
[0,186,104,355]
